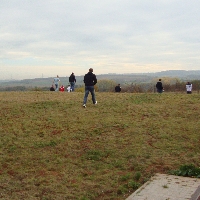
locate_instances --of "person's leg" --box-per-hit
[71,82,75,91]
[83,86,89,105]
[55,84,58,91]
[89,86,96,104]
[70,82,72,91]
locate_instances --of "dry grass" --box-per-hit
[0,91,200,200]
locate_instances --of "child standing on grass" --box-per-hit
[67,85,72,92]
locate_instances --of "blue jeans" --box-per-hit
[70,82,75,91]
[83,86,96,104]
[55,84,59,91]
[157,89,163,93]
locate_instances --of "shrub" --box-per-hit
[169,164,200,178]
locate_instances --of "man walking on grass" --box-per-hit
[83,68,97,108]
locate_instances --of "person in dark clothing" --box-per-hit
[82,68,97,108]
[69,72,76,91]
[50,85,55,91]
[115,84,121,92]
[156,79,164,93]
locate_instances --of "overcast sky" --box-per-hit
[0,0,200,80]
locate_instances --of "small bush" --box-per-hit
[169,164,200,178]
[86,150,102,161]
[119,174,130,181]
[117,185,128,195]
[128,181,140,190]
[134,172,141,181]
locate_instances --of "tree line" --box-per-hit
[1,78,200,93]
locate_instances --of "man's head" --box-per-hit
[159,79,161,81]
[89,68,93,72]
[57,75,59,77]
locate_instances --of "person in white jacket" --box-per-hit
[186,82,192,94]
[67,85,72,92]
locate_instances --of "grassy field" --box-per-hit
[0,91,200,200]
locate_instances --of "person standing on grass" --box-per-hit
[156,79,164,93]
[53,75,60,91]
[69,72,76,92]
[115,84,121,92]
[186,82,192,94]
[82,68,97,108]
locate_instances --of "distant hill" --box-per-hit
[0,70,200,88]
[154,70,200,78]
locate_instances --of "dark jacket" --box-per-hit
[84,72,97,86]
[156,81,163,90]
[50,86,55,91]
[115,86,121,92]
[69,74,76,83]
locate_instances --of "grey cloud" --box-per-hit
[1,0,200,79]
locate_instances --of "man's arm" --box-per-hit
[93,74,97,85]
[83,75,86,83]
